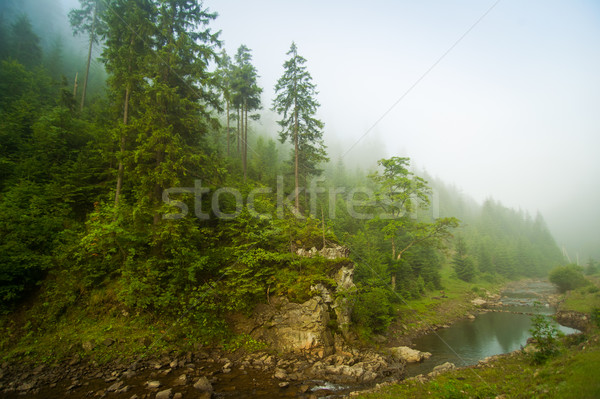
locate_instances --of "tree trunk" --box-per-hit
[226,99,230,156]
[244,100,248,181]
[391,236,397,290]
[115,34,135,206]
[114,85,129,205]
[241,100,246,181]
[80,0,97,111]
[294,103,299,212]
[237,107,240,154]
[73,72,78,97]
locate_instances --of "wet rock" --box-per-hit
[298,384,310,393]
[18,382,34,391]
[273,368,287,380]
[279,381,290,388]
[193,376,213,392]
[155,388,172,399]
[173,373,187,386]
[173,393,183,399]
[146,380,161,389]
[106,380,124,392]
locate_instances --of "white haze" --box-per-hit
[22,0,600,260]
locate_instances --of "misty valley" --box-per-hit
[0,1,599,398]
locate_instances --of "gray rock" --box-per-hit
[429,362,455,376]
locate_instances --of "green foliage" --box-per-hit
[585,258,599,275]
[272,42,327,210]
[591,308,600,328]
[452,236,476,282]
[549,264,589,293]
[351,286,395,334]
[528,314,563,364]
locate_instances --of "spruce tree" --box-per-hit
[452,236,476,282]
[272,42,326,212]
[69,0,107,110]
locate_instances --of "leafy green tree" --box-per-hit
[273,42,326,211]
[69,0,107,110]
[549,264,589,293]
[452,236,476,282]
[528,314,562,364]
[368,157,459,289]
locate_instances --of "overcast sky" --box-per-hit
[18,0,600,260]
[207,0,600,260]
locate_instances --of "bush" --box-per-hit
[548,265,589,293]
[528,314,563,364]
[351,286,395,334]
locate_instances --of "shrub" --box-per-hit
[548,265,589,293]
[528,314,562,364]
[351,286,395,334]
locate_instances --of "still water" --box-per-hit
[406,281,578,377]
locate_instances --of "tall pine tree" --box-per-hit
[272,42,326,212]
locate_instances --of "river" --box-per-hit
[405,280,578,377]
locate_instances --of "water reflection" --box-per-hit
[405,281,579,377]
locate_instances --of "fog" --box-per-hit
[210,0,600,260]
[8,0,600,260]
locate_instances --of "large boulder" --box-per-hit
[388,346,431,363]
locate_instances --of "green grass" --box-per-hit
[358,333,600,399]
[561,276,600,314]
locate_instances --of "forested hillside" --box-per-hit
[0,0,566,348]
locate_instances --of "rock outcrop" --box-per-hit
[233,246,356,355]
[555,310,588,331]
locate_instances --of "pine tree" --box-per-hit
[231,45,262,180]
[69,0,107,110]
[10,15,41,69]
[101,0,156,205]
[452,236,476,282]
[216,49,234,156]
[134,0,221,225]
[272,42,326,211]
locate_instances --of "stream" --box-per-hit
[405,280,578,377]
[2,280,579,398]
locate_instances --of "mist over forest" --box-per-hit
[0,3,599,396]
